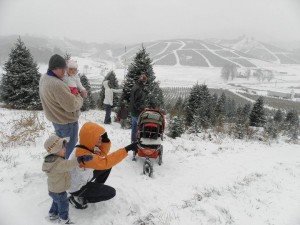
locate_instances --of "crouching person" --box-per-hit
[68,121,139,209]
[42,134,93,224]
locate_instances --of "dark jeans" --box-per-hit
[52,121,79,159]
[104,104,112,124]
[131,116,138,143]
[71,169,116,203]
[49,191,69,220]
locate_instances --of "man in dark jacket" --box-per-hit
[129,73,147,148]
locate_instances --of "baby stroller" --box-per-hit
[133,108,165,177]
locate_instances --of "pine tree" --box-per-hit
[226,98,237,123]
[121,46,164,108]
[0,37,42,110]
[215,92,226,127]
[274,109,284,123]
[168,116,185,138]
[80,74,95,111]
[284,110,299,140]
[185,83,201,126]
[234,106,246,139]
[99,71,120,109]
[64,52,71,60]
[249,96,266,127]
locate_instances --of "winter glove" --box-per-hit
[124,142,139,152]
[101,132,110,143]
[77,155,93,164]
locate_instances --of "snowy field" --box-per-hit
[0,109,300,225]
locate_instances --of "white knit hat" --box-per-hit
[44,134,70,154]
[67,60,78,69]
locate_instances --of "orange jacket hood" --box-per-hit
[79,122,106,150]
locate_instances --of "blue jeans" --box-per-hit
[131,116,138,143]
[52,121,79,159]
[104,104,112,124]
[48,191,69,220]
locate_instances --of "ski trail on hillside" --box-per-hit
[201,43,244,68]
[259,43,281,63]
[173,40,185,66]
[194,50,213,67]
[154,42,171,57]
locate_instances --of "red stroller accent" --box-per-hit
[133,108,165,177]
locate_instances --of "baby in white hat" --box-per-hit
[63,60,87,97]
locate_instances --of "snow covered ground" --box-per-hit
[0,109,300,225]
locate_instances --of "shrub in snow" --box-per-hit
[168,116,185,138]
[0,37,42,110]
[284,109,299,141]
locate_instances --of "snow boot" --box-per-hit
[68,195,87,209]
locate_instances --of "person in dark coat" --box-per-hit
[129,73,147,160]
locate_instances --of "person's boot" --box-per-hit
[68,195,87,209]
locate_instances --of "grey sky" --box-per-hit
[0,0,299,44]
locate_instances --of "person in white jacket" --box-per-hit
[63,60,87,97]
[103,80,122,124]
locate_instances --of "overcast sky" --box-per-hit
[0,0,299,44]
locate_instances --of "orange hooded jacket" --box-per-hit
[75,122,128,170]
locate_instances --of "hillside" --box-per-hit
[1,35,299,69]
[1,109,300,225]
[212,36,300,64]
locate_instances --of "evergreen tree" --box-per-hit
[80,74,95,111]
[99,71,120,109]
[234,106,246,139]
[0,37,42,110]
[64,52,71,60]
[226,98,237,123]
[274,109,284,123]
[264,118,278,140]
[215,92,226,127]
[243,103,252,117]
[210,93,218,126]
[168,116,185,138]
[249,96,266,127]
[198,84,212,129]
[185,83,201,126]
[121,46,164,108]
[189,111,202,134]
[284,110,299,140]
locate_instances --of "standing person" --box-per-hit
[117,102,129,129]
[42,134,93,224]
[64,60,88,97]
[68,122,139,209]
[102,80,122,124]
[129,73,147,145]
[39,54,83,159]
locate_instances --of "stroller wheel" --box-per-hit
[143,159,153,177]
[158,145,163,166]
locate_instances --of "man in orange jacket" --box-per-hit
[68,122,138,209]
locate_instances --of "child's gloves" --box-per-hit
[81,90,88,98]
[101,132,110,143]
[77,155,93,164]
[124,142,139,152]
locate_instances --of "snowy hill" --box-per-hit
[211,36,300,64]
[1,109,300,225]
[2,35,300,70]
